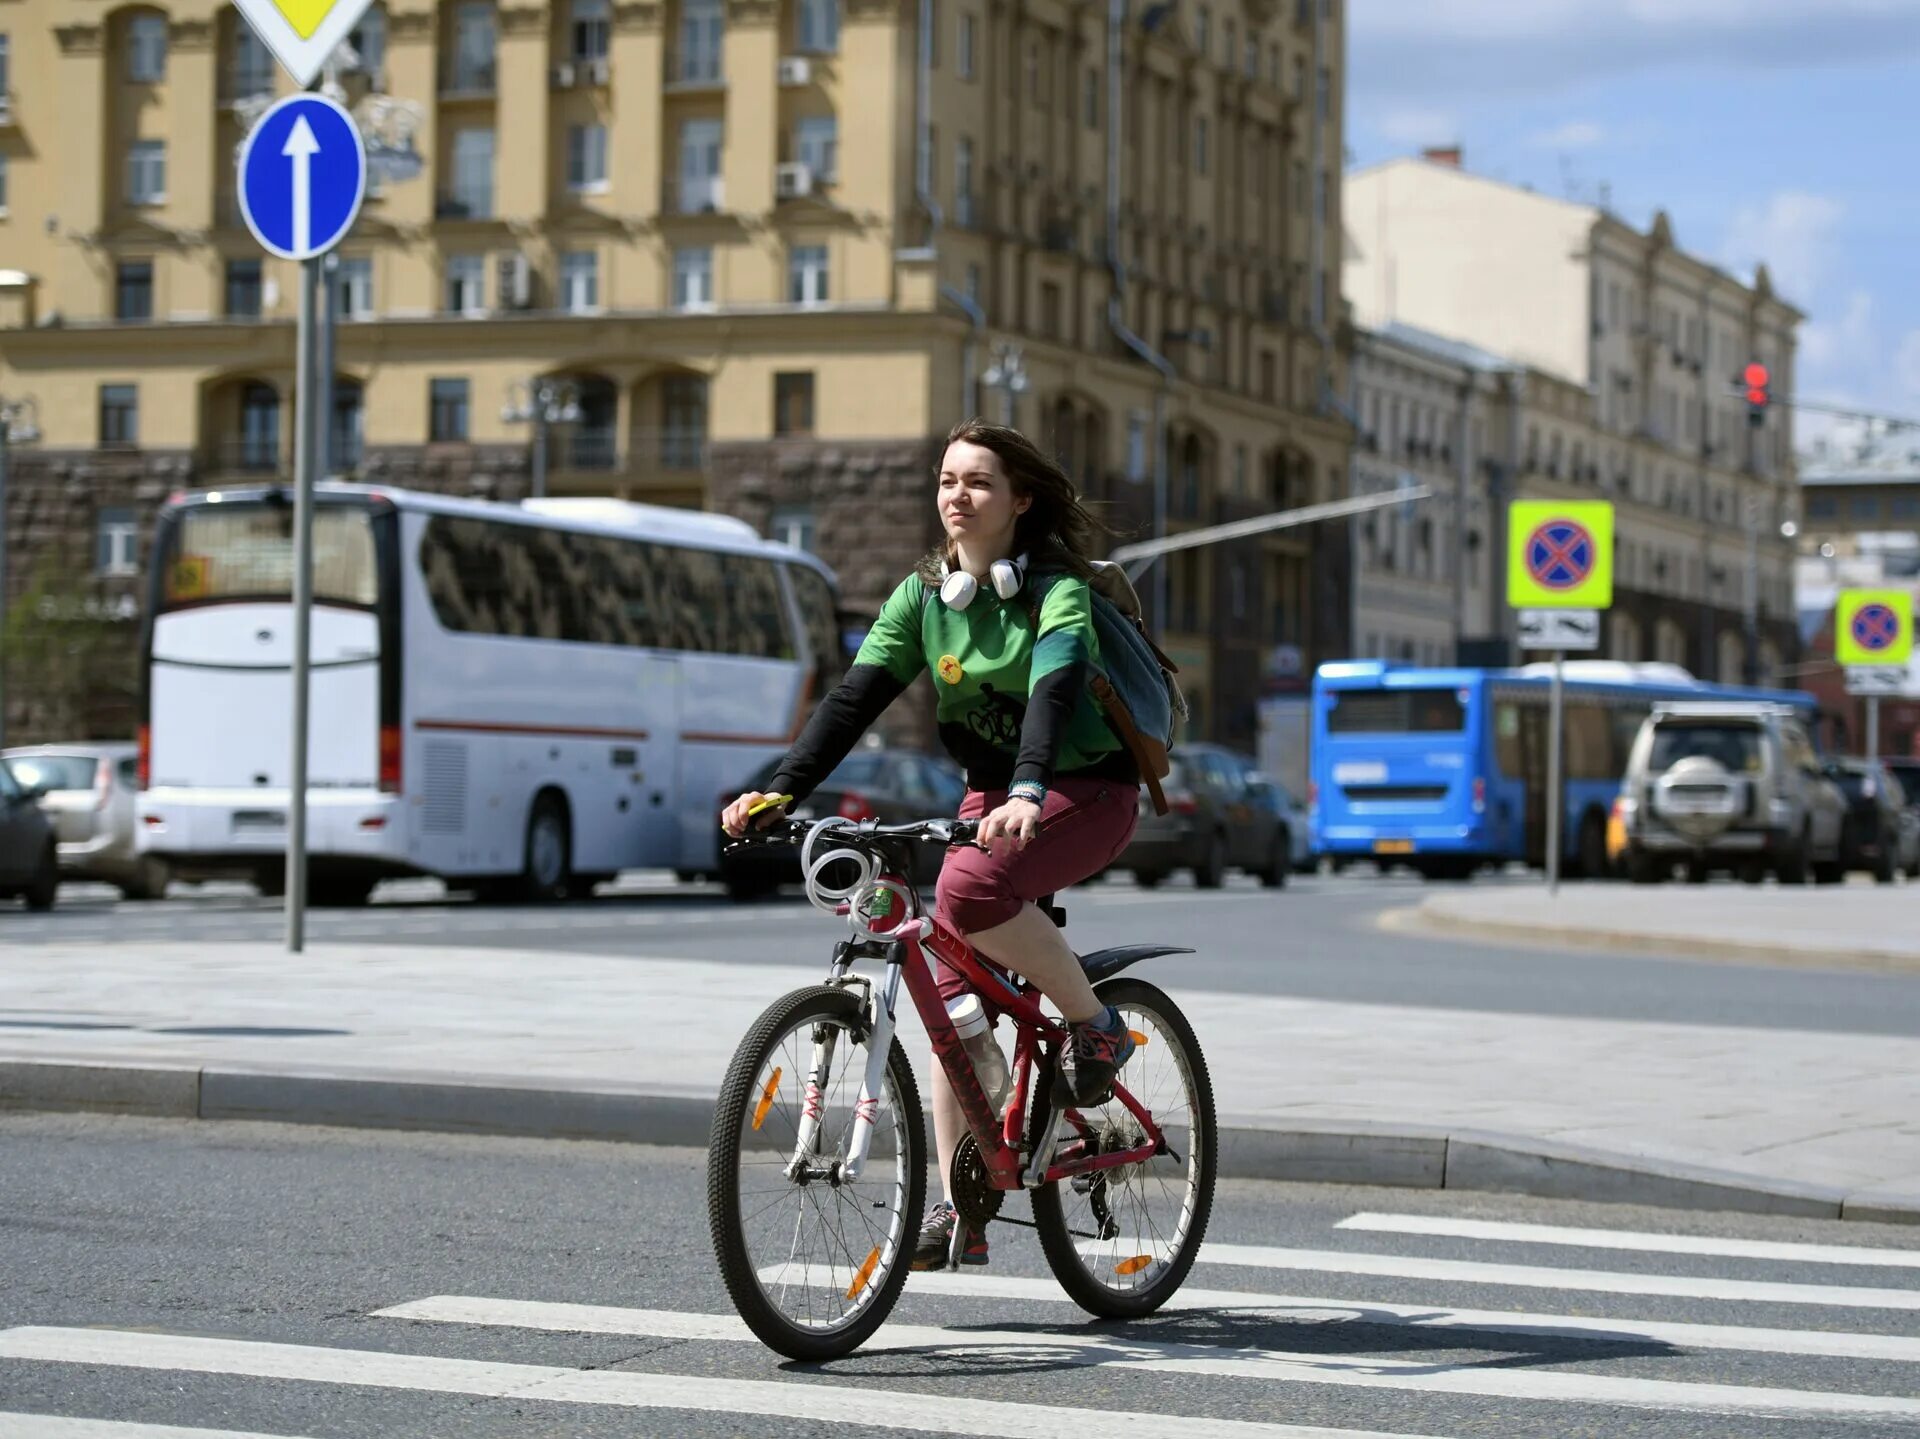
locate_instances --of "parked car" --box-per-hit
[1884,759,1920,879]
[3,743,169,899]
[0,756,60,911]
[1113,745,1296,889]
[1824,758,1919,884]
[718,747,967,901]
[1615,702,1846,884]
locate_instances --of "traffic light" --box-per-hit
[1744,362,1771,427]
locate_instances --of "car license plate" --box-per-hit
[232,810,287,833]
[1372,838,1414,855]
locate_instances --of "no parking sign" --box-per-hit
[1507,501,1614,610]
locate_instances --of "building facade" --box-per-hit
[1344,151,1800,683]
[0,0,1352,752]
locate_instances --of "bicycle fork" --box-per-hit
[786,961,902,1185]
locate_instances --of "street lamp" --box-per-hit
[502,378,582,500]
[980,342,1030,428]
[0,394,43,751]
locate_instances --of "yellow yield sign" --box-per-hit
[1835,589,1913,667]
[232,0,377,87]
[1507,500,1615,610]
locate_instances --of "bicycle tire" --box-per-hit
[706,984,926,1360]
[1030,977,1216,1320]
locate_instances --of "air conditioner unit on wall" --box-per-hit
[551,61,576,87]
[778,56,811,86]
[497,251,534,309]
[586,57,610,85]
[775,162,815,199]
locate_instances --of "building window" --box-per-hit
[678,0,723,81]
[571,0,610,60]
[96,508,140,577]
[127,14,167,81]
[1194,115,1208,174]
[445,254,486,313]
[1195,5,1210,54]
[229,27,274,97]
[672,245,714,309]
[1259,351,1276,401]
[676,118,723,212]
[927,0,940,66]
[1315,64,1330,120]
[1126,409,1147,480]
[1848,494,1880,521]
[1244,36,1256,78]
[1039,280,1062,340]
[560,250,599,312]
[774,371,815,436]
[957,12,975,78]
[347,6,385,75]
[965,262,982,306]
[788,243,828,305]
[239,383,279,470]
[769,503,816,552]
[0,151,11,215]
[1223,17,1235,67]
[99,384,139,448]
[1232,443,1247,497]
[796,0,838,52]
[115,261,154,321]
[127,140,166,206]
[660,374,707,467]
[953,135,974,226]
[449,128,494,216]
[450,1,496,90]
[1891,494,1920,520]
[795,115,837,181]
[225,259,262,317]
[0,36,9,109]
[1084,66,1099,128]
[429,378,470,442]
[567,123,609,191]
[333,257,373,318]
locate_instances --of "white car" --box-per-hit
[3,743,170,899]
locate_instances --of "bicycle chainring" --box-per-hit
[949,1133,1005,1230]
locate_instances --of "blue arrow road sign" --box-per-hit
[239,93,367,262]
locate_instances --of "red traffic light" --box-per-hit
[1743,362,1770,389]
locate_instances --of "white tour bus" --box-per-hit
[136,483,847,903]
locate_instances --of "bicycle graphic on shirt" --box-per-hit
[706,813,1217,1360]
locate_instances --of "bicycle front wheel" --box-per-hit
[706,984,926,1360]
[1031,976,1216,1319]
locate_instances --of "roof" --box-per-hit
[1371,321,1517,375]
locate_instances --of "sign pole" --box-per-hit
[1867,694,1881,761]
[287,255,319,952]
[1546,648,1564,895]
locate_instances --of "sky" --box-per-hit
[1344,0,1920,451]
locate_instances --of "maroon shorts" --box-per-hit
[932,776,1139,1014]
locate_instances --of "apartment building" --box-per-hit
[1344,151,1801,683]
[0,0,1351,750]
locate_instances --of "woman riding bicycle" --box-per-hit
[722,418,1141,1270]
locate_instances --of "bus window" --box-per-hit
[723,554,795,660]
[1327,688,1465,734]
[1494,701,1525,777]
[164,504,377,610]
[1565,701,1618,780]
[788,564,848,694]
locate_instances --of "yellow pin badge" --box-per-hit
[231,0,380,88]
[937,654,964,685]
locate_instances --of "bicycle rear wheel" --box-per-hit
[706,984,925,1359]
[1031,977,1215,1319]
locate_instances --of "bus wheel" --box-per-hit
[521,794,573,902]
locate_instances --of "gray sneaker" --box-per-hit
[910,1201,988,1270]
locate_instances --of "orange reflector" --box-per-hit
[1113,1254,1154,1276]
[1128,1030,1149,1047]
[751,1067,782,1132]
[845,1245,882,1300]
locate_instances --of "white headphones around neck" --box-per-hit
[938,553,1029,611]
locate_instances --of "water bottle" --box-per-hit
[947,992,1013,1116]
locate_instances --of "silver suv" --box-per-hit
[1616,703,1846,885]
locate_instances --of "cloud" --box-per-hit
[1526,120,1607,150]
[1894,328,1920,399]
[1720,191,1843,304]
[1375,105,1460,146]
[1800,289,1875,372]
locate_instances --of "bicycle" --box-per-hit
[706,811,1217,1360]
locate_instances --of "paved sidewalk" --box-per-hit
[3,940,1918,1222]
[1412,884,1920,970]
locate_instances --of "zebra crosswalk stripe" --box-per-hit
[0,1327,1439,1439]
[0,1419,318,1439]
[1334,1212,1920,1269]
[375,1294,1920,1422]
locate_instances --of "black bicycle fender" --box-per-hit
[1078,944,1196,984]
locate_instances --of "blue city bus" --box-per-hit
[1309,661,1818,878]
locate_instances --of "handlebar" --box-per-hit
[724,815,983,853]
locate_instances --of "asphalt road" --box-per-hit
[8,869,1920,1039]
[3,1114,1919,1439]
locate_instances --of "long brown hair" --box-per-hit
[919,418,1112,584]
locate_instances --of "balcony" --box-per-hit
[662,175,725,216]
[665,52,724,89]
[553,430,618,472]
[441,63,497,98]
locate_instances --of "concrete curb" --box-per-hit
[3,1058,1913,1226]
[1393,900,1920,974]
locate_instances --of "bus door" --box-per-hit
[627,654,683,870]
[1517,699,1549,866]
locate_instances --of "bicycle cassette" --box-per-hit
[948,1133,1004,1230]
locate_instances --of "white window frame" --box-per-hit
[127,139,166,206]
[677,118,723,212]
[672,245,714,310]
[788,243,829,305]
[567,123,609,193]
[335,257,374,318]
[796,0,838,52]
[957,12,974,79]
[445,254,486,314]
[678,0,723,81]
[1126,409,1147,481]
[0,151,8,217]
[97,507,140,577]
[768,503,816,552]
[127,14,167,82]
[0,34,11,108]
[560,250,600,313]
[953,135,973,227]
[451,128,495,216]
[571,0,610,60]
[452,1,496,90]
[795,115,837,183]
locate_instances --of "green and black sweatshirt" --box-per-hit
[767,568,1135,803]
